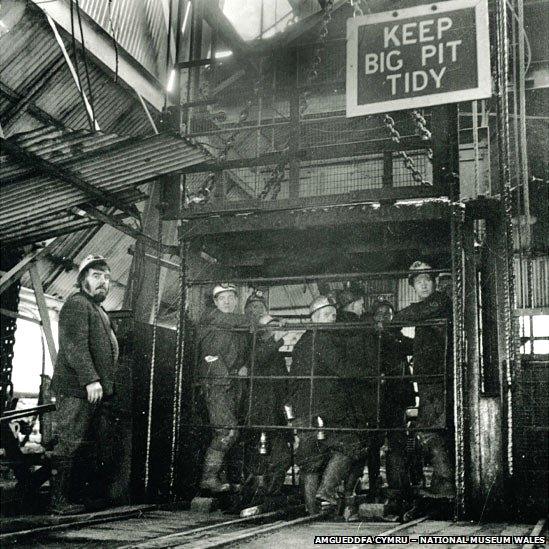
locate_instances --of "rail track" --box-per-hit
[2,503,544,548]
[0,504,315,548]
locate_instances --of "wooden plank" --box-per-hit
[29,263,57,366]
[522,518,546,549]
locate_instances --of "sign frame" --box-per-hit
[346,0,492,117]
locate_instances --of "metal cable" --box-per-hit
[69,0,93,131]
[75,0,96,129]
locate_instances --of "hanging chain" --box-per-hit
[186,80,260,206]
[450,204,466,519]
[383,114,432,186]
[169,239,189,495]
[259,160,287,200]
[144,220,164,494]
[300,0,334,117]
[350,0,365,17]
[260,0,334,200]
[411,109,434,162]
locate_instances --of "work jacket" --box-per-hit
[393,291,452,428]
[196,308,249,388]
[52,291,118,399]
[334,310,379,428]
[249,334,287,428]
[289,329,355,428]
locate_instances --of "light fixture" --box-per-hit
[181,1,191,34]
[214,50,233,59]
[166,68,176,92]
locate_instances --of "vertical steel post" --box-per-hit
[494,0,518,480]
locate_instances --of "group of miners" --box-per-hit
[194,260,455,516]
[49,254,454,517]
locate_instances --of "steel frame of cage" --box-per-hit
[188,319,449,434]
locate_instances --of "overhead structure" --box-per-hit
[0,126,207,247]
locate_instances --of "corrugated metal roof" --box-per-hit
[0,126,207,245]
[0,7,157,138]
[78,0,167,80]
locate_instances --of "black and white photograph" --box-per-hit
[0,0,547,546]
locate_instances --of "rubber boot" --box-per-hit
[344,460,365,495]
[200,448,231,493]
[302,473,320,515]
[50,459,85,515]
[422,436,454,498]
[316,452,352,505]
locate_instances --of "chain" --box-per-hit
[350,0,365,17]
[259,160,286,200]
[383,114,431,186]
[0,250,22,415]
[259,0,333,200]
[450,204,466,518]
[299,0,334,117]
[411,109,434,162]
[186,81,260,206]
[169,239,189,495]
[503,184,519,476]
[144,217,164,494]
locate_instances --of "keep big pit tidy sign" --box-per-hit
[346,0,492,116]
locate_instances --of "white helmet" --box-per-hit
[213,283,237,298]
[309,296,336,316]
[78,254,108,276]
[408,260,434,287]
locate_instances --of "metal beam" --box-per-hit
[0,309,42,326]
[201,0,257,73]
[216,240,449,268]
[1,138,139,220]
[179,135,427,174]
[1,56,66,131]
[0,244,57,296]
[181,201,451,237]
[252,0,348,54]
[33,0,165,111]
[0,81,65,130]
[29,264,57,366]
[182,185,450,218]
[81,206,177,255]
[127,247,180,271]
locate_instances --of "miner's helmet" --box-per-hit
[213,283,237,298]
[245,289,266,309]
[76,254,109,286]
[408,260,435,287]
[309,295,337,316]
[373,297,395,314]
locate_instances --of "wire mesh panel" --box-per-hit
[299,155,384,197]
[393,150,433,187]
[513,355,549,515]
